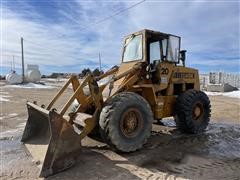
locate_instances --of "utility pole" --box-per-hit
[98,52,102,71]
[12,55,15,72]
[21,37,25,83]
[10,61,12,71]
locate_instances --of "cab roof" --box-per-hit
[124,29,180,39]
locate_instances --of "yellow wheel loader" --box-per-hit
[21,29,211,177]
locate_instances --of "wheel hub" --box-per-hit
[125,112,137,131]
[194,106,201,117]
[120,108,143,138]
[193,102,204,121]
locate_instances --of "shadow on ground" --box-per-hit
[1,123,240,180]
[45,123,240,180]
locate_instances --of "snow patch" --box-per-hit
[8,113,18,117]
[0,128,22,137]
[0,95,11,102]
[43,78,68,82]
[0,97,9,102]
[4,83,54,89]
[205,92,223,96]
[0,91,9,95]
[205,90,240,99]
[0,113,18,120]
[0,123,25,138]
[16,122,26,128]
[224,91,240,98]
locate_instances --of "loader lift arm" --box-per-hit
[21,62,143,177]
[46,62,142,136]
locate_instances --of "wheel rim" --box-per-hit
[192,102,204,121]
[120,108,143,138]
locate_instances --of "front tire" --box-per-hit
[99,92,153,152]
[174,89,211,134]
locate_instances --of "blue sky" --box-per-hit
[1,0,239,75]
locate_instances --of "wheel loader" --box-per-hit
[21,29,211,177]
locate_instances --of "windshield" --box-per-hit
[123,35,143,62]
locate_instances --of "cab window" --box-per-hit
[150,41,161,63]
[123,35,143,62]
[167,36,180,62]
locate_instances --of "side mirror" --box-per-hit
[180,50,186,66]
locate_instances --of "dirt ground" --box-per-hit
[0,80,240,180]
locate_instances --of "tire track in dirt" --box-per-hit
[126,123,240,179]
[169,157,240,179]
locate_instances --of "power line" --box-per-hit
[16,1,147,56]
[23,38,104,59]
[1,54,22,58]
[5,46,99,62]
[23,39,67,53]
[24,39,89,55]
[3,1,146,70]
[67,0,146,31]
[89,0,146,26]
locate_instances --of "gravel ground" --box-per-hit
[0,80,239,180]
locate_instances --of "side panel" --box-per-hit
[152,64,200,119]
[171,66,200,92]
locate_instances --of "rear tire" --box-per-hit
[174,89,211,134]
[99,92,153,152]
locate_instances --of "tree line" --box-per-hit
[43,68,104,79]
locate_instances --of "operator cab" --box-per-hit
[122,29,186,66]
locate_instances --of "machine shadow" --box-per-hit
[46,147,141,180]
[46,124,216,180]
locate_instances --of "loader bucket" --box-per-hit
[21,102,81,177]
